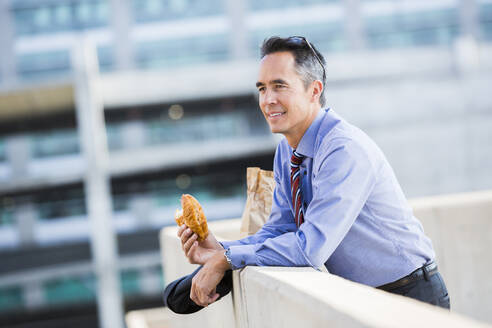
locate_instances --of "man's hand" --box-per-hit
[190,250,231,307]
[177,225,223,265]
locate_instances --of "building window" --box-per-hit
[145,111,251,145]
[12,0,109,35]
[248,0,339,12]
[121,270,140,296]
[132,0,224,23]
[365,8,460,49]
[479,3,492,41]
[97,45,115,72]
[17,50,71,80]
[250,21,346,57]
[0,203,15,227]
[0,139,6,162]
[0,286,23,313]
[44,275,96,305]
[135,34,229,69]
[30,129,80,159]
[36,188,87,221]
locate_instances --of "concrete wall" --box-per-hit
[127,190,492,327]
[410,190,492,323]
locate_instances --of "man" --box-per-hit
[177,36,450,309]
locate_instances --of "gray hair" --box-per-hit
[260,36,326,107]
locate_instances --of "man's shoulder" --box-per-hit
[313,112,381,170]
[314,112,357,154]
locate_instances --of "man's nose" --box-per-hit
[263,89,277,105]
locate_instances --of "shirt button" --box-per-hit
[304,171,307,175]
[241,260,245,265]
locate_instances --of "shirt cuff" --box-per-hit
[219,241,231,249]
[227,244,257,270]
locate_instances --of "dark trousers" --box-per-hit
[378,261,450,309]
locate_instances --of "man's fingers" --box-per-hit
[186,241,199,264]
[190,285,200,306]
[180,227,193,246]
[184,235,198,254]
[183,233,198,254]
[191,283,208,307]
[210,292,220,303]
[177,224,186,237]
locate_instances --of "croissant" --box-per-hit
[175,194,209,241]
[174,208,185,226]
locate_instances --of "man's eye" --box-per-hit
[275,84,285,89]
[258,87,265,92]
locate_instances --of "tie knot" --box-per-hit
[290,150,304,167]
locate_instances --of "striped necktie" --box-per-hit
[290,149,305,228]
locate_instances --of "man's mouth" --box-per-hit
[268,112,285,118]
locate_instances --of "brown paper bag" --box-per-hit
[240,167,276,237]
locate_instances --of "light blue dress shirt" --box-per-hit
[221,108,435,287]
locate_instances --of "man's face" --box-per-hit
[256,51,318,139]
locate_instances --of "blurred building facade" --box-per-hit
[0,0,491,327]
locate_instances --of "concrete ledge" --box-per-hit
[234,266,490,328]
[126,265,492,328]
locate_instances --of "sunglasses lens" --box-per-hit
[288,36,325,82]
[288,36,305,45]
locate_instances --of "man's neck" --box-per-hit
[285,106,321,149]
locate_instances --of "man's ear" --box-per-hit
[311,80,323,104]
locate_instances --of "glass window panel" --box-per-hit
[17,50,71,80]
[98,45,115,71]
[76,1,92,23]
[0,196,16,227]
[113,194,132,212]
[106,124,125,151]
[136,34,229,69]
[44,275,96,304]
[36,188,86,221]
[33,6,51,29]
[37,198,87,221]
[13,1,108,35]
[0,286,23,312]
[30,129,79,158]
[132,0,224,23]
[169,0,187,13]
[0,139,6,162]
[0,206,15,226]
[54,4,72,27]
[150,172,245,208]
[13,9,33,35]
[95,1,109,23]
[365,8,460,49]
[249,0,339,11]
[121,270,140,296]
[144,111,249,146]
[146,0,164,13]
[250,21,346,57]
[479,3,492,41]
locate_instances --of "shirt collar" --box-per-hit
[295,108,328,158]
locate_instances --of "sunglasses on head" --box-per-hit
[287,36,326,83]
